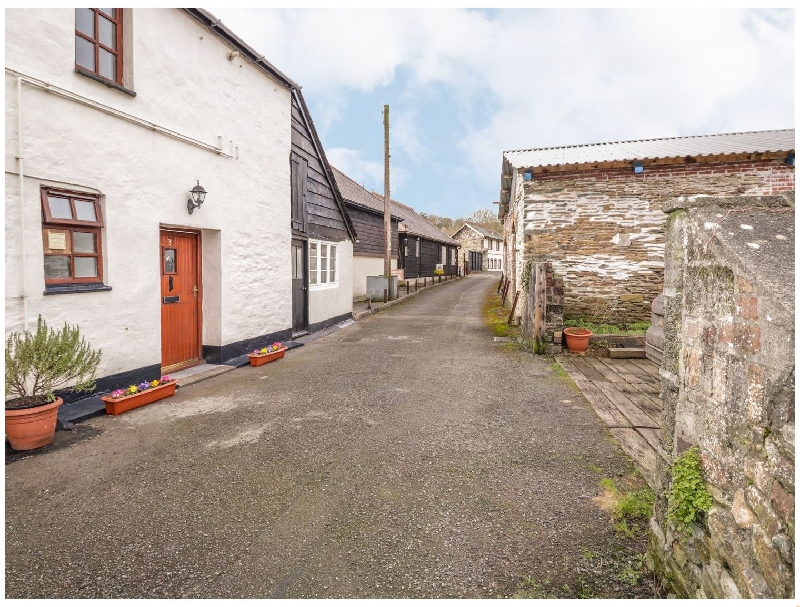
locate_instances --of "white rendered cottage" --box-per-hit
[4,8,355,399]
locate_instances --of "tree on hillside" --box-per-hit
[420,208,502,235]
[464,209,502,233]
[419,212,456,232]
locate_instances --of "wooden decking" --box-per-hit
[555,356,665,487]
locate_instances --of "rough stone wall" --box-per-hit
[650,194,795,598]
[520,159,795,325]
[453,228,487,271]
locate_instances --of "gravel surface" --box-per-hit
[5,273,656,598]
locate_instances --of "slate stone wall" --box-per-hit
[453,228,487,271]
[649,194,795,598]
[519,159,795,325]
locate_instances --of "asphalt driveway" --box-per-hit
[5,273,655,598]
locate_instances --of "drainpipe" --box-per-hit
[17,76,29,330]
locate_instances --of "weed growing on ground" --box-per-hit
[564,318,651,335]
[512,576,556,599]
[595,477,654,537]
[616,554,646,586]
[482,291,519,341]
[580,547,598,560]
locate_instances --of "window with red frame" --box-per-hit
[75,8,123,84]
[41,188,104,285]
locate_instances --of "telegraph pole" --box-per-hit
[383,104,393,299]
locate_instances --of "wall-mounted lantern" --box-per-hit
[632,161,644,174]
[523,169,534,182]
[187,180,207,214]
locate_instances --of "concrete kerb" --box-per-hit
[352,275,465,321]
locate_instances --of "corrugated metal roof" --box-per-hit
[504,129,795,169]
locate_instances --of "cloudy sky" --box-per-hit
[210,8,794,219]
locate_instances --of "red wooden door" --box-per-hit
[160,230,202,372]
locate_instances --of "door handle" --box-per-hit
[169,276,174,292]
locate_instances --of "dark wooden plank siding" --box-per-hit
[347,204,399,257]
[291,96,350,242]
[402,237,457,278]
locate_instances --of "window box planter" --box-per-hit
[101,380,176,416]
[247,344,287,367]
[563,327,593,353]
[5,397,63,450]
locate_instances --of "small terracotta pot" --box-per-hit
[5,397,63,450]
[563,327,593,353]
[101,382,176,416]
[247,347,287,367]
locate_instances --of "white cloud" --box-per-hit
[210,8,794,193]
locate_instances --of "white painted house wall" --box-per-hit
[5,8,293,379]
[351,256,398,298]
[309,240,354,323]
[486,239,503,271]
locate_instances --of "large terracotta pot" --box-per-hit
[563,327,593,353]
[247,347,287,367]
[101,381,176,416]
[5,397,63,450]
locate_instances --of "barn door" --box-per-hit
[160,230,202,372]
[291,239,308,335]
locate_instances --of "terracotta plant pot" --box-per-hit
[563,327,593,353]
[101,381,177,416]
[5,397,63,450]
[247,347,287,367]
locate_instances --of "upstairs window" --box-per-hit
[41,188,104,286]
[75,9,123,84]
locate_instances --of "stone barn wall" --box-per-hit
[452,226,487,272]
[520,159,795,325]
[649,194,794,598]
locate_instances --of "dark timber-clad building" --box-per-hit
[332,167,458,294]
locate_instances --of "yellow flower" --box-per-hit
[150,380,160,387]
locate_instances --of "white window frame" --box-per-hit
[441,245,446,265]
[309,239,338,290]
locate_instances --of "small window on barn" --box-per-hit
[41,187,105,289]
[308,240,338,289]
[441,246,446,265]
[415,239,420,257]
[309,242,318,285]
[451,248,456,265]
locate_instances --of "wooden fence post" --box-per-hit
[531,262,547,354]
[508,291,520,325]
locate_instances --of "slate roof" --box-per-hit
[368,193,458,246]
[504,129,796,169]
[331,167,402,220]
[456,222,503,240]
